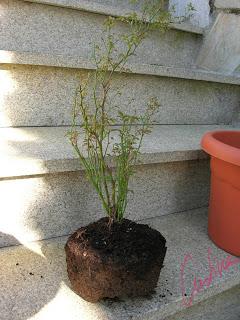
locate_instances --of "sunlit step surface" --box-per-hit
[0,208,239,320]
[1,124,240,247]
[0,124,239,178]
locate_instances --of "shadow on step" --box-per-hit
[0,232,114,320]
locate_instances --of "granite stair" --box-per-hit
[0,0,239,319]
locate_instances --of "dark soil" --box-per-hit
[209,0,215,14]
[65,217,167,302]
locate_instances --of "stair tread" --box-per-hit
[215,0,240,10]
[0,207,239,320]
[1,50,240,85]
[0,124,238,178]
[22,0,204,34]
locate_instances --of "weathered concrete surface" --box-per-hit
[197,13,240,74]
[165,285,240,320]
[0,125,238,178]
[0,208,240,320]
[23,0,169,14]
[1,50,240,85]
[22,0,203,34]
[215,0,240,10]
[1,64,239,127]
[0,0,201,68]
[169,0,210,28]
[0,159,210,247]
[22,0,168,16]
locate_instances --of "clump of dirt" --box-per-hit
[65,218,167,302]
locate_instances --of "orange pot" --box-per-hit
[201,131,240,257]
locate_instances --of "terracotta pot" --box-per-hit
[201,130,240,256]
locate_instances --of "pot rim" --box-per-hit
[201,130,240,166]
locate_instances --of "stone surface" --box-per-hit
[235,64,240,75]
[197,13,240,74]
[165,285,240,320]
[23,0,167,17]
[0,160,210,246]
[1,50,240,85]
[169,0,210,28]
[0,63,239,127]
[0,208,240,320]
[215,0,240,10]
[0,125,238,178]
[22,0,204,34]
[0,0,201,69]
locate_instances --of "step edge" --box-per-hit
[2,124,239,179]
[143,280,240,320]
[1,50,240,85]
[0,149,208,179]
[22,0,204,34]
[215,0,240,10]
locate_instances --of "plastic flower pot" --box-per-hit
[201,131,240,257]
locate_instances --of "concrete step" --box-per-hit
[215,0,240,10]
[0,0,202,70]
[165,285,240,320]
[22,0,204,34]
[169,0,211,29]
[0,208,239,320]
[0,124,238,178]
[0,57,239,126]
[2,50,240,85]
[197,12,240,75]
[0,124,238,247]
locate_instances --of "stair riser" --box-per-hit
[0,0,201,68]
[1,64,239,127]
[0,160,210,247]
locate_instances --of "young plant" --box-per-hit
[68,1,192,223]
